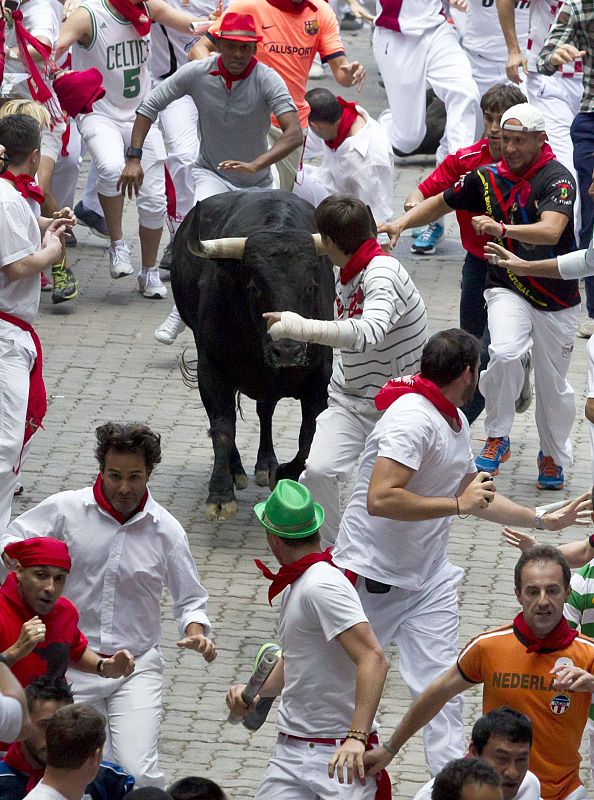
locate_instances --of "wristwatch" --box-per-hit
[0,653,9,667]
[126,146,143,160]
[534,508,547,530]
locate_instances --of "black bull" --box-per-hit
[171,190,334,522]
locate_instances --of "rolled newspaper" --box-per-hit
[227,650,279,725]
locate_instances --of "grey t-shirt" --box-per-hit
[137,54,296,188]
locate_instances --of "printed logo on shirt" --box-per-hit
[265,41,315,57]
[550,179,573,206]
[550,694,571,715]
[304,19,318,35]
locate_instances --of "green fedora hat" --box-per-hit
[254,479,324,538]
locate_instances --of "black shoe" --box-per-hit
[74,201,110,239]
[52,260,78,304]
[340,11,363,30]
[65,229,77,248]
[159,242,173,271]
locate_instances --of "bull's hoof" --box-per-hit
[205,500,239,522]
[233,472,248,490]
[255,469,271,487]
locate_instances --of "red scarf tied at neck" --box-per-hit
[108,0,152,36]
[93,473,148,524]
[513,612,578,653]
[340,238,385,285]
[4,742,43,792]
[496,142,556,215]
[375,374,462,431]
[324,97,359,151]
[255,547,337,604]
[1,171,45,205]
[210,55,258,92]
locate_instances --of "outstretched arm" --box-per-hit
[55,6,92,60]
[378,194,452,247]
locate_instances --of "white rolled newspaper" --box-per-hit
[227,650,279,725]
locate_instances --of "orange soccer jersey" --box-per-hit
[458,623,594,800]
[208,0,345,127]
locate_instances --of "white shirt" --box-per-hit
[312,107,394,236]
[24,783,91,800]
[333,394,476,589]
[149,0,213,80]
[0,694,22,743]
[462,0,529,64]
[413,769,541,800]
[1,487,212,654]
[276,562,369,737]
[2,0,60,99]
[374,0,445,35]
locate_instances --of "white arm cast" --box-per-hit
[557,240,594,280]
[268,312,356,348]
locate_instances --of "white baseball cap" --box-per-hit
[500,103,546,133]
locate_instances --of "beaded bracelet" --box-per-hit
[345,733,367,744]
[456,496,470,520]
[348,729,369,738]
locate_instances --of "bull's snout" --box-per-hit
[269,339,307,368]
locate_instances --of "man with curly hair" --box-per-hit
[0,422,215,789]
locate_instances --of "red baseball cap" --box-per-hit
[216,12,263,42]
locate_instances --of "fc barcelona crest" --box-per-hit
[304,19,318,35]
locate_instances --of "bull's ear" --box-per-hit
[366,204,378,238]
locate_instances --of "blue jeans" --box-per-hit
[571,112,594,316]
[460,252,490,424]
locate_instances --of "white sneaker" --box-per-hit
[109,241,134,278]
[154,306,186,344]
[138,268,167,299]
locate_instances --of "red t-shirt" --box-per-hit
[0,572,88,688]
[418,138,493,259]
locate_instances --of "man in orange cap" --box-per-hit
[0,538,134,695]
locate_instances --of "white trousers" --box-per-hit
[0,338,34,530]
[479,288,578,467]
[255,738,377,800]
[357,561,465,776]
[77,113,166,229]
[158,93,199,232]
[373,23,480,162]
[67,647,165,788]
[300,399,380,546]
[52,123,84,209]
[565,788,588,800]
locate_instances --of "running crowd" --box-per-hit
[0,0,594,798]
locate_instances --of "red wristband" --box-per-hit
[500,222,507,238]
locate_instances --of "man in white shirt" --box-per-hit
[226,479,389,799]
[293,88,394,245]
[0,114,75,531]
[24,704,105,800]
[0,661,30,744]
[0,422,215,789]
[414,707,540,800]
[332,328,589,776]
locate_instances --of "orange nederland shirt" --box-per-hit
[457,624,594,800]
[207,0,344,127]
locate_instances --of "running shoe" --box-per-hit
[109,241,134,279]
[154,306,186,344]
[475,436,510,475]
[73,201,110,239]
[51,260,78,304]
[410,222,444,255]
[40,272,52,291]
[138,268,167,299]
[537,452,564,490]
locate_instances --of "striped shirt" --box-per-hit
[565,559,594,719]
[329,255,427,403]
[537,0,592,112]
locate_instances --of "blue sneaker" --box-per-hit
[537,452,564,490]
[74,201,110,239]
[411,222,444,255]
[475,436,511,475]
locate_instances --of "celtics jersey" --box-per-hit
[72,0,151,122]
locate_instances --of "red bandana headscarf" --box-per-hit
[324,97,359,151]
[4,537,71,572]
[513,612,578,653]
[93,473,148,524]
[1,172,45,205]
[340,238,385,285]
[375,375,462,431]
[209,55,258,91]
[496,142,556,215]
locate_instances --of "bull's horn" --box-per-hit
[188,237,247,259]
[311,233,327,255]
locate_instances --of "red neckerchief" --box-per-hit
[265,0,316,12]
[1,172,45,205]
[375,374,462,431]
[0,312,46,469]
[254,548,336,605]
[513,612,578,653]
[209,55,258,92]
[325,97,359,151]
[107,0,152,36]
[9,10,63,128]
[92,473,148,524]
[340,238,384,285]
[4,742,44,792]
[496,142,556,214]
